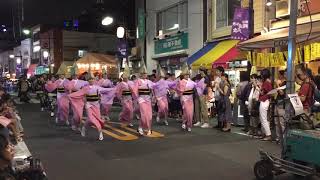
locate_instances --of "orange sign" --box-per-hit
[299,0,320,16]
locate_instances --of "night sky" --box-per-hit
[0,0,135,51]
[0,0,135,27]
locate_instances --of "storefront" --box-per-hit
[152,32,189,76]
[75,53,118,79]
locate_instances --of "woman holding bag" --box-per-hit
[216,73,232,132]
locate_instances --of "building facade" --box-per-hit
[144,0,204,74]
[30,25,117,74]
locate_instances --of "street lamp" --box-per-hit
[43,51,49,58]
[22,29,30,35]
[102,16,113,26]
[117,26,125,38]
[266,0,272,6]
[16,58,21,64]
[33,46,41,52]
[9,55,14,59]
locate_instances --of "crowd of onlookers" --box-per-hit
[0,80,47,179]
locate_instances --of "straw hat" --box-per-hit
[180,63,190,75]
[156,64,166,77]
[122,63,131,79]
[56,63,67,75]
[139,61,148,74]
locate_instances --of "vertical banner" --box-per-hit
[231,8,250,41]
[137,8,145,40]
[117,39,128,58]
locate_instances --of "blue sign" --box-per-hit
[117,40,128,58]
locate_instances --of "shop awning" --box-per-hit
[76,53,117,66]
[239,21,320,49]
[189,40,240,69]
[27,64,37,75]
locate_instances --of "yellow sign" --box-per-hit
[82,119,165,141]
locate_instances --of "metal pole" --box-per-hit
[247,0,254,76]
[286,0,298,95]
[283,0,298,157]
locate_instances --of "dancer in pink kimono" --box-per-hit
[131,75,140,120]
[115,68,134,127]
[98,74,115,121]
[134,64,155,136]
[176,64,196,132]
[68,77,114,141]
[45,74,70,125]
[66,75,89,131]
[153,65,177,126]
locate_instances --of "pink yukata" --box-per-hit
[69,85,114,131]
[66,79,89,126]
[153,79,177,119]
[176,79,196,128]
[45,78,70,122]
[134,79,155,130]
[115,81,134,124]
[99,78,115,117]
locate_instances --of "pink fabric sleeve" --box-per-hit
[176,80,187,95]
[64,81,75,92]
[0,116,11,127]
[98,87,115,94]
[129,81,139,99]
[69,87,87,99]
[45,81,58,92]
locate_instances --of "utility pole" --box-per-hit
[286,0,298,95]
[248,0,254,76]
[283,0,298,157]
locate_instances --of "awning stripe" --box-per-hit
[187,42,218,65]
[191,40,239,69]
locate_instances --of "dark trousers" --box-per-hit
[240,100,250,130]
[20,91,29,102]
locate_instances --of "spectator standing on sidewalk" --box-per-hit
[275,69,287,143]
[297,65,315,114]
[258,69,273,141]
[236,73,250,132]
[213,66,224,129]
[216,73,232,132]
[194,67,210,128]
[247,74,260,137]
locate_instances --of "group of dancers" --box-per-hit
[43,63,207,141]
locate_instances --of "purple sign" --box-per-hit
[117,40,128,58]
[231,8,249,41]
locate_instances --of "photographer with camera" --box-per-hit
[0,134,47,180]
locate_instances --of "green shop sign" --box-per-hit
[35,66,49,75]
[137,9,145,39]
[154,33,188,55]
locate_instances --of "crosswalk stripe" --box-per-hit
[104,124,139,141]
[107,121,165,138]
[119,125,165,138]
[82,120,139,141]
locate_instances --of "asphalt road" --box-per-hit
[17,103,309,180]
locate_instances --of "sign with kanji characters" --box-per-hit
[154,33,188,55]
[231,8,249,41]
[117,39,128,58]
[137,9,145,39]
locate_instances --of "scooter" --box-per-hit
[254,96,320,180]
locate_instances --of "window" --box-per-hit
[156,1,188,36]
[215,0,241,29]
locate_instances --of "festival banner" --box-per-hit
[231,8,250,41]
